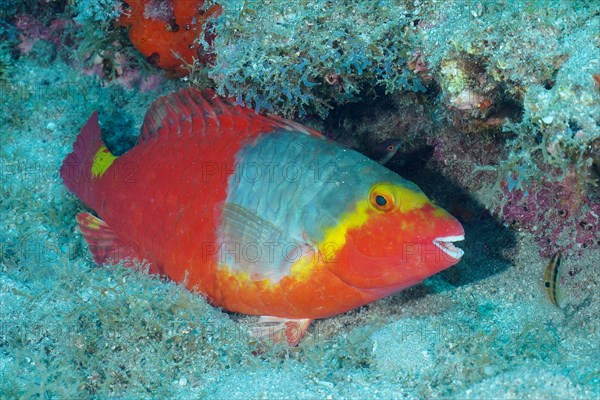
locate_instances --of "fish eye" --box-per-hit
[369,184,395,212]
[387,145,395,151]
[375,195,387,206]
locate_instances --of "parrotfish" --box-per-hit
[372,139,402,165]
[60,88,465,345]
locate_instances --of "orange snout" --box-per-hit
[327,203,464,291]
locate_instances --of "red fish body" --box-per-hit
[61,89,464,344]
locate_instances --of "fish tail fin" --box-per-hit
[60,112,114,209]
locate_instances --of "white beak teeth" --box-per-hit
[433,235,465,260]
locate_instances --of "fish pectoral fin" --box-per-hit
[219,203,315,281]
[249,316,313,347]
[555,286,570,306]
[76,212,141,267]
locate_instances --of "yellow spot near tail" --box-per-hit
[91,146,117,178]
[83,214,102,230]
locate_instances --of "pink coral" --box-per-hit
[496,174,599,259]
[14,15,66,55]
[78,49,164,91]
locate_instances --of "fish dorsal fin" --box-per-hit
[139,88,323,142]
[218,203,316,282]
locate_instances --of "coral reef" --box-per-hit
[8,0,172,91]
[403,0,599,185]
[13,14,71,65]
[412,0,599,256]
[72,0,123,27]
[207,0,426,117]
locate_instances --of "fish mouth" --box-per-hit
[433,235,465,260]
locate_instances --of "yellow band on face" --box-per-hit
[291,183,434,281]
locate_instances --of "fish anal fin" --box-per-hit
[76,212,140,267]
[249,316,312,347]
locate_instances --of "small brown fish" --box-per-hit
[543,250,562,307]
[372,139,402,165]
